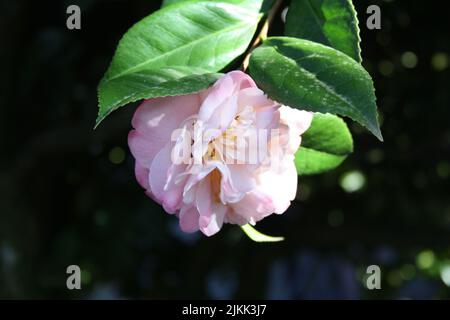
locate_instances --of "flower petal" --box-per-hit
[238,87,274,114]
[256,159,298,214]
[227,70,257,90]
[132,94,201,149]
[198,75,235,122]
[149,143,172,202]
[128,130,161,168]
[279,106,313,134]
[279,106,314,153]
[179,206,200,233]
[198,71,256,123]
[162,163,188,214]
[231,190,275,224]
[196,178,212,217]
[134,161,150,190]
[228,164,255,193]
[199,203,227,236]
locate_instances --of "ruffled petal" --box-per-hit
[179,206,200,233]
[255,159,298,214]
[134,161,150,190]
[149,143,172,202]
[132,93,200,145]
[231,190,275,224]
[128,130,161,168]
[199,203,227,236]
[279,106,313,154]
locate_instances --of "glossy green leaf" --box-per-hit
[295,113,353,175]
[241,224,284,242]
[97,68,221,126]
[285,0,361,62]
[162,0,274,12]
[162,0,186,6]
[97,1,261,125]
[249,37,382,140]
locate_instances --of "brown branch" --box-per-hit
[241,0,285,71]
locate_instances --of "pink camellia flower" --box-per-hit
[128,71,312,236]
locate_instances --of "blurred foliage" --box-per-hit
[0,0,449,299]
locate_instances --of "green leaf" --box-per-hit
[295,113,353,175]
[162,0,273,12]
[162,0,186,6]
[97,68,221,126]
[97,1,261,126]
[285,0,361,62]
[240,224,284,242]
[248,37,382,140]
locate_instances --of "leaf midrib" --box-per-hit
[269,45,367,123]
[104,18,258,83]
[305,0,329,44]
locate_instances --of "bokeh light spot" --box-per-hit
[436,161,450,179]
[440,265,450,287]
[416,250,435,270]
[431,52,449,71]
[401,51,418,69]
[109,147,126,165]
[340,171,366,193]
[378,60,394,76]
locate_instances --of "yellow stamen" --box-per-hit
[210,169,222,203]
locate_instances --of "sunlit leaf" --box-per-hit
[296,113,353,175]
[162,0,274,12]
[285,0,361,62]
[97,1,261,125]
[97,68,221,126]
[249,37,382,140]
[241,224,284,242]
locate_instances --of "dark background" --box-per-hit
[1,0,449,299]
